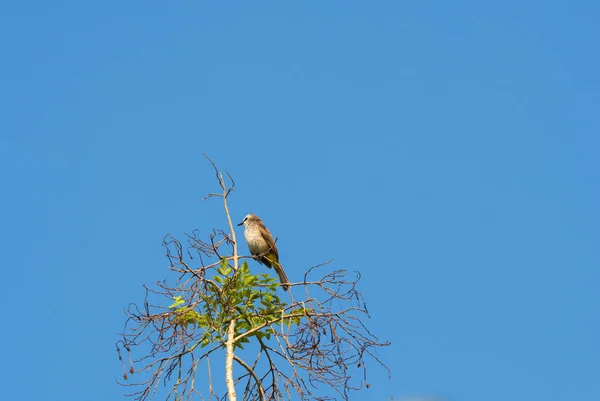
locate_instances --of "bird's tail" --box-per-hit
[265,253,290,291]
[273,262,290,291]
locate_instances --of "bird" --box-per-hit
[237,213,290,291]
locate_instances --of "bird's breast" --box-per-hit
[244,228,268,254]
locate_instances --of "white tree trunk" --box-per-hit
[225,319,237,401]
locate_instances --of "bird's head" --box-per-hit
[237,213,260,227]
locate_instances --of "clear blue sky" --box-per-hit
[1,1,599,401]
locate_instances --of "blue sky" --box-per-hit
[1,1,599,400]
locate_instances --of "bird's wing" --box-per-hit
[258,223,279,260]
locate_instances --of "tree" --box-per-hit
[116,156,390,401]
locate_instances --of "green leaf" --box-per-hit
[218,266,232,276]
[218,258,233,275]
[169,296,185,309]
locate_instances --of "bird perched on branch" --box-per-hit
[238,213,290,291]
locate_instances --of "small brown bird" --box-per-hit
[237,214,290,291]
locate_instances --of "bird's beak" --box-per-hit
[237,221,244,226]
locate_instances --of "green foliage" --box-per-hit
[167,259,304,349]
[169,296,185,309]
